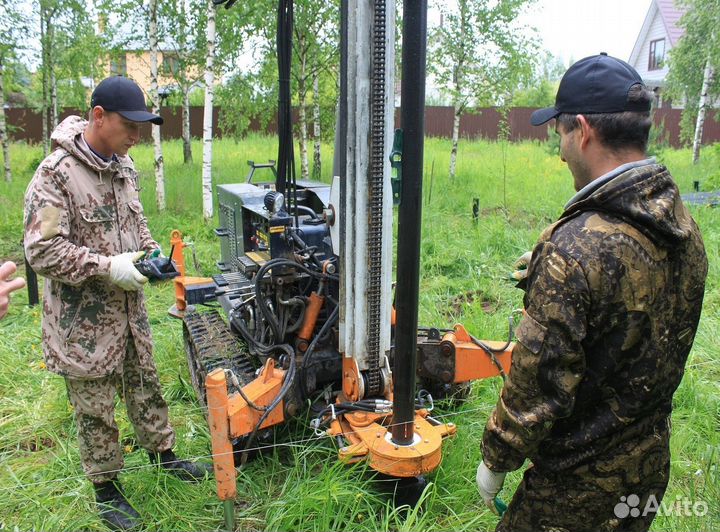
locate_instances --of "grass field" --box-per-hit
[0,135,718,531]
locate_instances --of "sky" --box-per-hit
[520,0,653,66]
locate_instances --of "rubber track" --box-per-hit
[183,309,257,409]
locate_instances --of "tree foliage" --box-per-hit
[428,0,537,178]
[665,0,720,145]
[215,0,339,153]
[35,0,103,109]
[429,0,537,111]
[512,52,564,108]
[0,0,31,181]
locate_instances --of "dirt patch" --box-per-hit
[445,290,496,318]
[18,437,55,452]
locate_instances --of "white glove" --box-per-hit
[510,251,533,281]
[477,461,506,514]
[109,251,148,291]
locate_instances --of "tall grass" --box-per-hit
[0,136,718,531]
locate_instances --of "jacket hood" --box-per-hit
[562,163,695,246]
[51,116,109,172]
[51,115,133,175]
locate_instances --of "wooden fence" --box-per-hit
[5,105,720,149]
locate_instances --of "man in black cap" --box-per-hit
[24,76,211,531]
[476,54,707,531]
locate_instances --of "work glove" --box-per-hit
[476,461,507,515]
[109,251,148,291]
[510,251,532,281]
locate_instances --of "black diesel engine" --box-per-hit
[182,179,342,423]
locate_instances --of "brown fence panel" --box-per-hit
[509,108,550,142]
[7,108,44,143]
[654,108,682,147]
[6,105,720,149]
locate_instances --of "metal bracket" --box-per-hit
[390,128,403,205]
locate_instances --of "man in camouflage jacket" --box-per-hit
[477,55,708,532]
[24,76,209,531]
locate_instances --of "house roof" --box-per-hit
[628,0,687,65]
[656,0,685,46]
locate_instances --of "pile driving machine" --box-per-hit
[170,0,513,526]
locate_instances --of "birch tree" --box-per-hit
[692,60,715,164]
[0,60,9,182]
[160,0,208,164]
[429,0,536,179]
[36,0,101,155]
[39,1,54,155]
[292,0,337,180]
[311,68,321,179]
[202,0,217,220]
[666,0,720,161]
[148,0,165,210]
[0,3,28,182]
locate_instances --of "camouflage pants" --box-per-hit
[65,339,175,484]
[497,424,671,532]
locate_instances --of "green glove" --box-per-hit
[494,497,508,516]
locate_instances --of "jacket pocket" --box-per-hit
[515,312,547,355]
[76,205,116,251]
[63,302,84,343]
[79,205,115,223]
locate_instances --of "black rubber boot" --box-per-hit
[94,479,141,531]
[149,449,213,482]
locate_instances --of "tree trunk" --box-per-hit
[40,6,50,156]
[448,4,467,180]
[49,20,58,132]
[182,87,193,163]
[179,0,192,164]
[692,59,715,165]
[202,0,217,220]
[149,0,165,211]
[298,45,309,181]
[0,57,12,182]
[449,101,461,179]
[312,66,321,180]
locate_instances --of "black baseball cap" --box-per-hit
[531,53,650,126]
[90,76,163,125]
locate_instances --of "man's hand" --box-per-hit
[0,262,26,320]
[476,461,507,514]
[510,251,533,281]
[109,252,148,291]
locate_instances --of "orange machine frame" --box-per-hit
[168,230,215,316]
[445,324,513,381]
[205,327,514,501]
[206,359,287,502]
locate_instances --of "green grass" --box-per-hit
[1,135,718,531]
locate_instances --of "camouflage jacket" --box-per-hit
[483,162,707,472]
[24,116,159,378]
